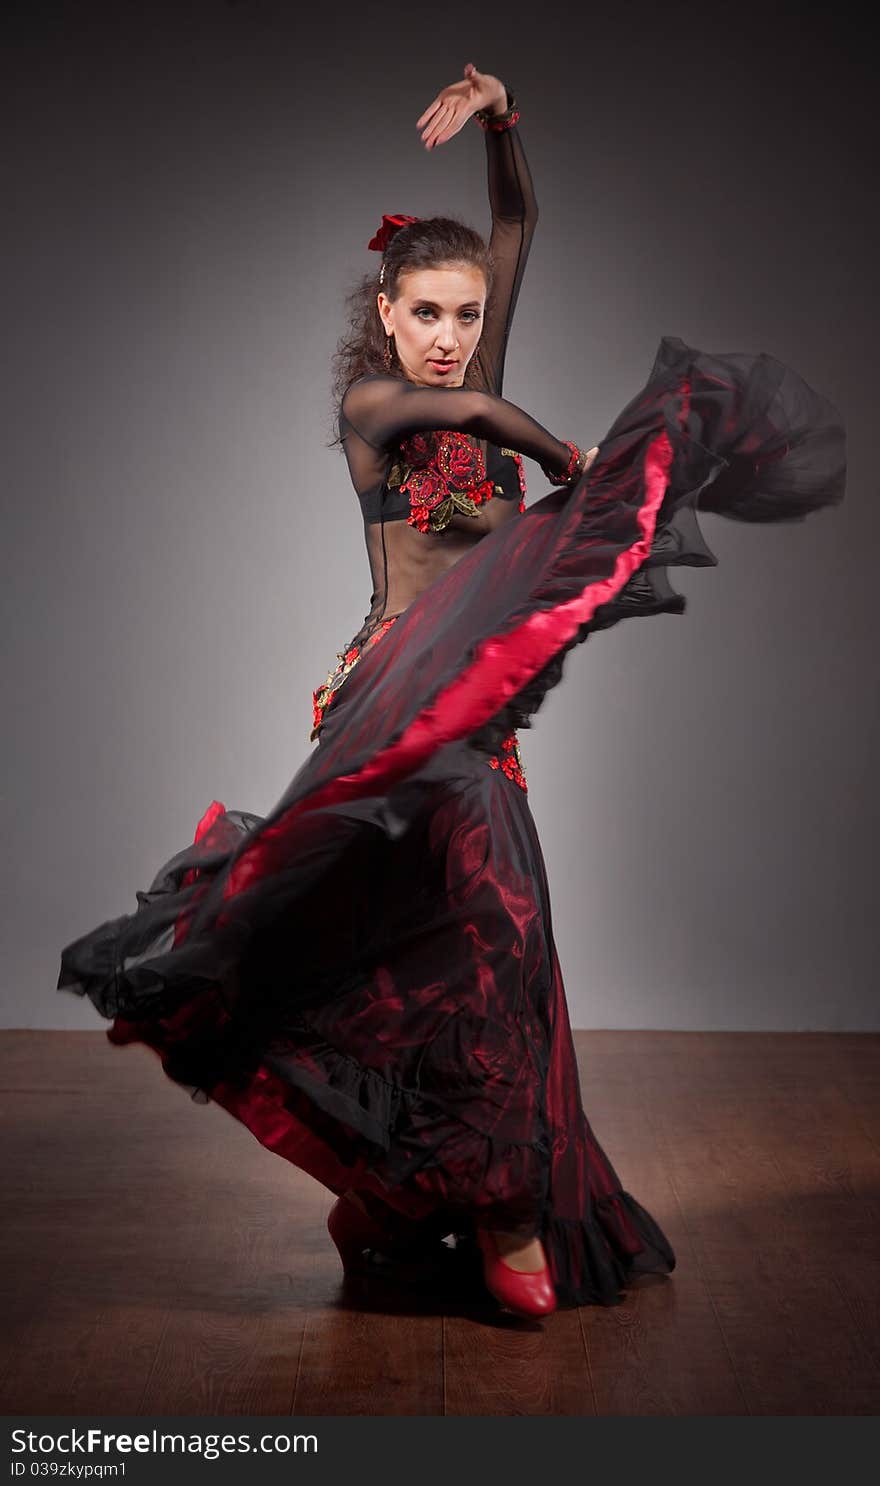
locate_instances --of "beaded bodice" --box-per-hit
[388,429,526,532]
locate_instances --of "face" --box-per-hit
[377,264,486,387]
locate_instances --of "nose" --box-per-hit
[435,324,459,355]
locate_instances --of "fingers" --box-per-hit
[416,97,445,130]
[420,100,458,149]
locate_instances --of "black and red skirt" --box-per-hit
[57,337,845,1308]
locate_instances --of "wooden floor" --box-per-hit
[1,1029,878,1415]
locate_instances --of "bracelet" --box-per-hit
[541,441,586,486]
[475,87,520,132]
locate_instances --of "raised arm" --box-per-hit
[341,374,581,479]
[469,84,539,396]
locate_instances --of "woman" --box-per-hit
[57,65,846,1320]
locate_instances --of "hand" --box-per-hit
[416,63,507,150]
[541,442,601,486]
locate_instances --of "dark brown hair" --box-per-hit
[326,216,493,450]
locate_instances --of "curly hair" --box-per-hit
[326,216,494,450]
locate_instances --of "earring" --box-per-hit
[384,334,393,372]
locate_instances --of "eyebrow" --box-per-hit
[410,297,483,310]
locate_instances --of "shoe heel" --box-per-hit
[327,1196,390,1274]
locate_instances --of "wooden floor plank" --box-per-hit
[580,1136,751,1417]
[292,1248,445,1415]
[137,1179,325,1417]
[569,1051,748,1415]
[443,1299,591,1416]
[640,1034,880,1415]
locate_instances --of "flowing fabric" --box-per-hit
[57,335,845,1307]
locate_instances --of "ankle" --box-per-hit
[478,1225,547,1274]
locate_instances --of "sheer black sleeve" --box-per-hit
[340,375,572,476]
[469,87,539,397]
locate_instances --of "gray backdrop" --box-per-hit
[4,0,876,1030]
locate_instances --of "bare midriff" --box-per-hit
[371,498,520,619]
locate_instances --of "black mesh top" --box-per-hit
[337,92,575,648]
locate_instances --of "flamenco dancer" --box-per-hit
[58,65,846,1320]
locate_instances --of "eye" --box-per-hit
[413,308,481,322]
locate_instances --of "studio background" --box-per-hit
[4,0,875,1031]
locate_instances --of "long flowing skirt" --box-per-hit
[57,337,846,1308]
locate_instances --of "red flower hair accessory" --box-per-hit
[367,214,420,252]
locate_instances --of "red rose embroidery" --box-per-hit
[444,438,480,484]
[410,469,446,504]
[403,431,434,464]
[396,428,501,533]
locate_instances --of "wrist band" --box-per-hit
[541,441,586,486]
[475,87,520,132]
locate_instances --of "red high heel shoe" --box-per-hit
[476,1227,557,1318]
[327,1195,443,1275]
